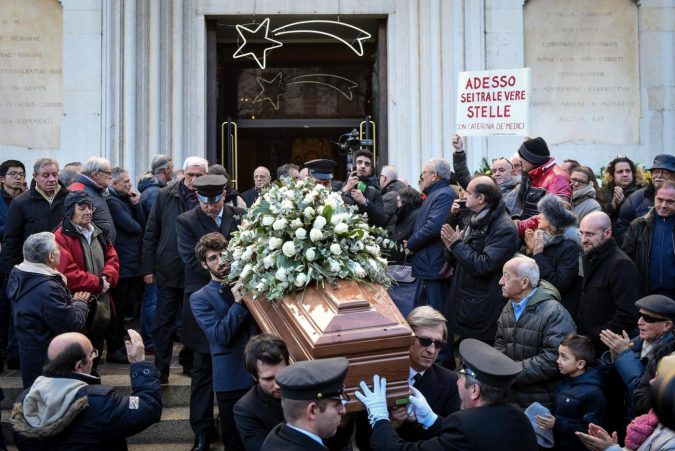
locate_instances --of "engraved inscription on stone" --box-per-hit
[0,0,63,149]
[525,0,639,145]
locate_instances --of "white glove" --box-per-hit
[409,386,438,429]
[354,375,389,427]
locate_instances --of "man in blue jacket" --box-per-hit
[191,232,259,451]
[11,330,161,450]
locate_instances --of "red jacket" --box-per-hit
[54,219,119,293]
[518,158,571,236]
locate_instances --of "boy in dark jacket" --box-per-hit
[536,334,607,451]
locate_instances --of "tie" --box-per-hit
[413,373,423,387]
[215,215,222,227]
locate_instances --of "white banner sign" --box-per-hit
[456,68,530,136]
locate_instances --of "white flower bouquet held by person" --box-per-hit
[224,177,393,302]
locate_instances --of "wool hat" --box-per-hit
[518,137,551,166]
[64,191,93,219]
[537,194,578,231]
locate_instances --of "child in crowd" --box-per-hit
[536,334,608,451]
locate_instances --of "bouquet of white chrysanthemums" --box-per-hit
[224,177,393,302]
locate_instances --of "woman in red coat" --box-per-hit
[55,191,119,372]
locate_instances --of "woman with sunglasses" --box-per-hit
[598,294,675,422]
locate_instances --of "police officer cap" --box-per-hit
[459,338,521,388]
[304,159,336,181]
[193,174,227,203]
[275,357,349,401]
[636,295,675,321]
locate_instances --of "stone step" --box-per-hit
[1,405,219,445]
[0,369,192,409]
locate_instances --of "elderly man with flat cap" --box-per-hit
[176,173,247,450]
[598,294,675,420]
[261,357,349,451]
[356,339,538,451]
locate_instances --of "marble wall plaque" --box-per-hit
[0,0,62,149]
[525,0,639,145]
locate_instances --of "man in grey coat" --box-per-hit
[494,255,576,408]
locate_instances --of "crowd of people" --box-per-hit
[0,138,672,450]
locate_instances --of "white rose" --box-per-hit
[303,207,315,218]
[352,262,366,278]
[291,218,303,229]
[269,204,279,214]
[262,216,275,226]
[366,245,380,256]
[329,259,341,273]
[232,248,243,260]
[281,199,294,209]
[295,228,307,239]
[240,264,253,279]
[313,216,327,230]
[275,267,287,282]
[330,243,342,255]
[241,249,253,261]
[269,237,283,250]
[294,273,308,287]
[282,241,297,257]
[310,229,323,242]
[325,197,337,209]
[272,218,287,231]
[305,248,317,261]
[263,254,275,269]
[334,222,348,234]
[256,281,267,292]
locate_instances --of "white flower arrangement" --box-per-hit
[224,177,393,302]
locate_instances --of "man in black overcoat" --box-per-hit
[176,174,245,451]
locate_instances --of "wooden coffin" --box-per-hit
[244,279,414,412]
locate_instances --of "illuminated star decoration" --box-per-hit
[254,72,287,110]
[273,20,372,56]
[232,18,283,70]
[254,73,359,110]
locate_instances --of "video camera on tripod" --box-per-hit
[334,128,374,174]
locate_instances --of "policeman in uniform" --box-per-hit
[261,357,349,451]
[356,339,538,451]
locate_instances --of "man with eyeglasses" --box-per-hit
[0,158,68,371]
[262,357,350,451]
[356,338,538,450]
[141,156,208,387]
[598,294,675,421]
[575,211,639,356]
[451,135,521,216]
[11,330,161,449]
[68,156,117,245]
[0,160,26,243]
[494,255,575,409]
[616,154,675,243]
[622,181,675,299]
[242,166,272,207]
[189,231,256,451]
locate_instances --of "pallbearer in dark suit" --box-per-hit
[261,357,349,451]
[176,174,247,451]
[356,339,538,451]
[190,232,258,451]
